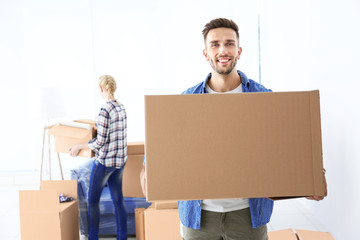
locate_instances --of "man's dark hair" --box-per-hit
[202,18,239,42]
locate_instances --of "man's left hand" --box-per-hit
[306,169,328,201]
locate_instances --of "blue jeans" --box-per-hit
[88,160,127,240]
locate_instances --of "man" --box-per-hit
[140,18,327,240]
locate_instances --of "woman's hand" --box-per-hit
[69,144,82,157]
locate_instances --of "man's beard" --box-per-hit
[209,57,238,75]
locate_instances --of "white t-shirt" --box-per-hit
[202,83,250,212]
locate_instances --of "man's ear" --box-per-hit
[203,49,209,61]
[237,47,243,60]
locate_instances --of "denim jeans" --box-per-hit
[88,160,127,240]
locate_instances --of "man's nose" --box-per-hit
[219,44,227,54]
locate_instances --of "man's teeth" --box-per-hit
[218,59,229,62]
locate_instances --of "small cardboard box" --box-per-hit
[19,180,79,240]
[48,119,96,158]
[135,203,181,240]
[123,142,145,198]
[145,91,325,201]
[268,229,335,240]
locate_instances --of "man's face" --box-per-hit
[203,27,242,75]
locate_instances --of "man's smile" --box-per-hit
[217,57,231,64]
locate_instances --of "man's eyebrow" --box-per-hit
[209,39,236,44]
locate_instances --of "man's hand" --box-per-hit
[140,166,147,197]
[306,169,328,201]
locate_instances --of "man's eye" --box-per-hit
[227,43,234,46]
[211,44,219,47]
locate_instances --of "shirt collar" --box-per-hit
[202,70,249,93]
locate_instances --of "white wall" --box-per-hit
[260,0,360,239]
[0,0,260,171]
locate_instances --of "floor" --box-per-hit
[0,171,327,240]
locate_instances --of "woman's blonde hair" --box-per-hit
[99,75,117,97]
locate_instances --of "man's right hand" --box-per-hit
[140,166,147,197]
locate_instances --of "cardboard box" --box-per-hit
[154,201,178,209]
[268,229,335,240]
[145,91,325,201]
[135,203,181,240]
[48,119,96,158]
[127,141,145,155]
[144,207,181,240]
[268,229,298,240]
[123,142,145,198]
[19,180,79,240]
[296,229,335,240]
[135,208,146,240]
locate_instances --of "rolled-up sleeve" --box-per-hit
[88,108,110,150]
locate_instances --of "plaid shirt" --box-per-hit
[88,100,127,168]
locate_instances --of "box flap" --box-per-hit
[135,208,146,240]
[296,229,335,240]
[128,142,145,155]
[154,201,178,209]
[268,229,297,240]
[19,190,59,212]
[145,91,324,201]
[75,119,96,130]
[41,180,78,200]
[48,124,92,139]
[123,154,145,198]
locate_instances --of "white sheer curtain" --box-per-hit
[259,1,360,239]
[0,0,260,171]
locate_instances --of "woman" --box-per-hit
[70,75,127,240]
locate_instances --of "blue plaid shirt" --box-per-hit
[178,70,274,229]
[88,100,127,168]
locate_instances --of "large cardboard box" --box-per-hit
[268,229,335,240]
[123,142,145,198]
[48,119,96,158]
[145,91,325,201]
[19,180,79,240]
[135,203,182,240]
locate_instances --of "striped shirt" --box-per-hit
[88,100,127,168]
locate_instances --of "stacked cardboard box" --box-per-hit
[268,229,335,240]
[135,201,182,240]
[19,180,79,240]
